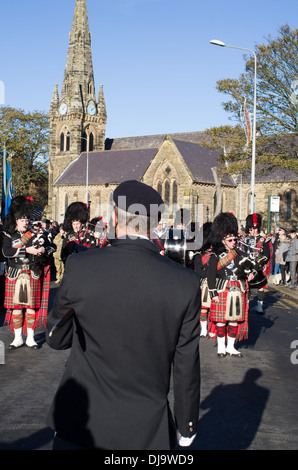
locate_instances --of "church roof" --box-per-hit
[235,166,298,183]
[55,134,236,187]
[105,131,206,150]
[55,147,158,186]
[171,138,235,186]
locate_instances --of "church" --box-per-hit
[48,0,298,230]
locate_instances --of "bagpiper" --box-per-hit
[206,213,257,357]
[61,202,96,263]
[89,217,109,248]
[193,222,213,337]
[2,196,55,349]
[240,213,272,314]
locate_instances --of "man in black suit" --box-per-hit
[46,180,201,450]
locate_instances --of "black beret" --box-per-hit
[113,180,165,217]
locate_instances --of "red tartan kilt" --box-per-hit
[209,280,248,323]
[4,271,42,310]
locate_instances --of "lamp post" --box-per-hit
[210,39,257,214]
[69,134,89,205]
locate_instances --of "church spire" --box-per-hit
[49,84,59,115]
[98,84,107,122]
[60,0,96,112]
[48,0,107,220]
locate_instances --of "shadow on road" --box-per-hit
[190,368,269,450]
[0,427,54,450]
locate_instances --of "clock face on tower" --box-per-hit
[59,103,68,115]
[87,102,96,115]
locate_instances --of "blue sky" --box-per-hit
[0,0,297,138]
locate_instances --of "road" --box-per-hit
[0,284,297,450]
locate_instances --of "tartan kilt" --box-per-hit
[209,280,248,323]
[4,270,42,310]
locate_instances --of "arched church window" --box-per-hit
[286,190,292,220]
[172,181,178,205]
[164,181,170,206]
[157,181,162,197]
[89,133,94,151]
[66,132,71,151]
[213,191,217,215]
[60,133,64,152]
[65,193,68,212]
[82,132,87,152]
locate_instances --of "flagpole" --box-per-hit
[210,40,257,213]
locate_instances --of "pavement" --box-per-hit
[0,278,298,451]
[267,274,298,303]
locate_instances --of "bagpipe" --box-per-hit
[237,237,267,289]
[32,230,56,268]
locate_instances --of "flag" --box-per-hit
[4,159,13,215]
[1,146,14,221]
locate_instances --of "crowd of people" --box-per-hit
[0,199,110,349]
[151,210,298,357]
[0,182,297,450]
[269,226,298,289]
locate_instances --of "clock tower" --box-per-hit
[48,0,107,216]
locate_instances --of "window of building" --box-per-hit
[164,181,170,206]
[65,193,68,212]
[157,181,162,197]
[66,132,71,151]
[89,133,94,151]
[172,181,178,205]
[286,190,292,220]
[60,133,64,152]
[82,132,87,152]
[213,191,217,215]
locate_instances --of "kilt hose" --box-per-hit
[4,265,50,333]
[209,280,249,341]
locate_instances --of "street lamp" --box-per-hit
[69,134,89,205]
[210,39,257,214]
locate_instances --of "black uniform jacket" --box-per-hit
[46,236,201,450]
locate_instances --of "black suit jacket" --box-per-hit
[46,237,201,450]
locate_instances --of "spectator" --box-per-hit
[285,230,298,289]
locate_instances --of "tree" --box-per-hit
[217,25,298,135]
[0,106,49,208]
[207,25,298,175]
